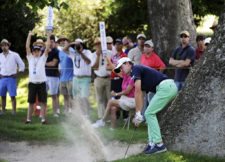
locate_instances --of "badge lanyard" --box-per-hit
[74,54,81,68]
[33,57,40,74]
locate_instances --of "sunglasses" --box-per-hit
[180,35,189,38]
[94,42,101,46]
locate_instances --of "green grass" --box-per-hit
[0,109,66,142]
[0,160,7,162]
[97,122,147,143]
[115,152,225,162]
[1,72,225,162]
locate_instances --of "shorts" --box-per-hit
[60,81,73,95]
[28,82,47,104]
[118,95,135,111]
[46,77,60,95]
[0,77,17,97]
[72,77,91,98]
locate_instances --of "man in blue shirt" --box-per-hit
[169,30,195,90]
[58,38,74,113]
[114,57,178,155]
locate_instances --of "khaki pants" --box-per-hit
[94,77,111,118]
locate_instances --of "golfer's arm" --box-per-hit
[134,80,143,112]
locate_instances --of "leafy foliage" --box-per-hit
[192,0,224,17]
[0,0,67,57]
[54,0,110,48]
[0,1,39,57]
[104,0,149,40]
[192,0,224,25]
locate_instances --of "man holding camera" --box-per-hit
[65,38,92,116]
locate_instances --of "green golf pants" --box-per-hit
[144,79,178,144]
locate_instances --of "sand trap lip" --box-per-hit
[0,141,144,162]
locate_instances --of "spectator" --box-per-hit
[169,31,195,91]
[122,36,136,54]
[204,37,212,48]
[0,39,25,115]
[141,40,166,72]
[106,38,127,119]
[92,37,112,118]
[195,35,205,60]
[114,57,178,155]
[66,38,92,116]
[57,36,69,51]
[45,35,60,117]
[106,36,116,55]
[33,39,45,53]
[92,60,135,129]
[58,37,73,113]
[25,31,51,124]
[128,33,146,65]
[141,40,166,116]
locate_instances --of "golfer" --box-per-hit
[114,57,178,155]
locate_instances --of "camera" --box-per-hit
[75,44,82,51]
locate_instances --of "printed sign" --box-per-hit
[46,6,54,31]
[99,22,107,56]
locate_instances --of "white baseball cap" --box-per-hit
[75,38,83,43]
[114,57,132,73]
[204,37,211,45]
[144,40,154,47]
[137,33,146,39]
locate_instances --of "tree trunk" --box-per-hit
[147,0,196,63]
[160,7,225,157]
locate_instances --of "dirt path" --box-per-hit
[0,141,144,162]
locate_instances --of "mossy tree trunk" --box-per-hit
[160,7,225,157]
[147,0,196,63]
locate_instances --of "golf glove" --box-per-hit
[132,111,144,127]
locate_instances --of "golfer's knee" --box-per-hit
[144,109,154,118]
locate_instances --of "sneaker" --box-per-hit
[143,144,152,153]
[25,120,31,124]
[11,111,16,116]
[41,120,48,125]
[56,108,60,114]
[109,127,115,131]
[41,118,48,125]
[68,108,72,113]
[106,120,111,123]
[92,119,105,128]
[145,144,167,155]
[143,142,155,153]
[53,113,59,118]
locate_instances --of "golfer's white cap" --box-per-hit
[114,57,132,73]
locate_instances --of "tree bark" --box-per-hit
[160,7,225,157]
[147,0,196,62]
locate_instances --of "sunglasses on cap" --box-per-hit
[94,42,101,46]
[180,34,189,38]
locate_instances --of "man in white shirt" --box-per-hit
[0,39,25,115]
[92,37,112,118]
[25,31,51,124]
[65,38,93,116]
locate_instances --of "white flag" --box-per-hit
[46,6,54,31]
[99,22,107,56]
